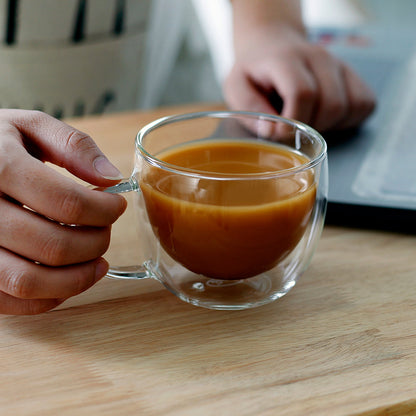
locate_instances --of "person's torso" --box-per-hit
[0,0,152,117]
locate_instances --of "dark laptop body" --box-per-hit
[312,27,416,232]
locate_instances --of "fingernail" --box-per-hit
[95,258,109,282]
[93,155,123,180]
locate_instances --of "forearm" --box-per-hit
[230,0,306,53]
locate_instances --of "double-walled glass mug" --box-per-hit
[106,111,328,310]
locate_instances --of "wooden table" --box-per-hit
[1,104,416,416]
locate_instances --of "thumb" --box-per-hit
[9,110,123,186]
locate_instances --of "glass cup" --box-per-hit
[106,111,328,310]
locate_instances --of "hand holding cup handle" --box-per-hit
[0,110,126,315]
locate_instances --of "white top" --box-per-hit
[0,0,187,117]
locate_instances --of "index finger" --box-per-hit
[266,59,318,125]
[1,142,126,226]
[1,109,123,186]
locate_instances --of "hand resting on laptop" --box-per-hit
[224,0,376,132]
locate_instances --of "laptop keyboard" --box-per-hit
[352,54,416,202]
[380,108,416,197]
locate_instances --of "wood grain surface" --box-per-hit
[1,104,416,416]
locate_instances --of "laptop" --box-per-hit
[311,27,416,232]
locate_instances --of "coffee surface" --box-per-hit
[140,139,316,279]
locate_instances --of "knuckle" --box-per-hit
[40,226,110,266]
[63,129,95,154]
[25,110,50,125]
[72,269,95,295]
[57,190,86,225]
[4,268,38,299]
[39,232,70,266]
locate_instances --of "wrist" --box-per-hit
[233,21,307,60]
[230,0,307,55]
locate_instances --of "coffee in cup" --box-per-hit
[105,111,327,310]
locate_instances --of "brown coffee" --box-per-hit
[140,139,316,280]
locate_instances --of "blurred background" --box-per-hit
[158,0,416,108]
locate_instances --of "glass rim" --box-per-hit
[135,111,327,180]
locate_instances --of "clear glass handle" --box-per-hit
[104,177,138,194]
[106,265,148,279]
[104,177,149,280]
